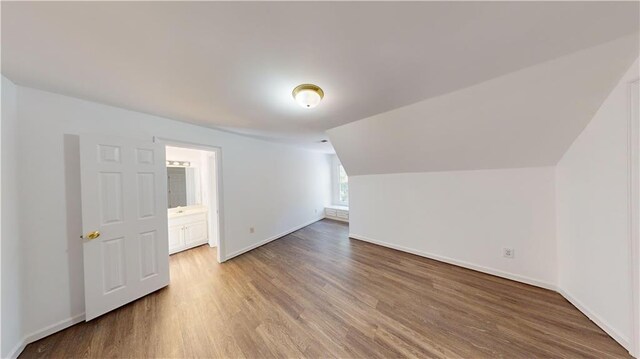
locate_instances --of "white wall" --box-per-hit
[556,59,639,350]
[349,167,557,288]
[1,76,23,357]
[12,85,331,353]
[326,37,638,353]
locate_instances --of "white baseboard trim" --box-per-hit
[324,216,348,223]
[225,216,325,261]
[348,233,556,291]
[349,232,634,354]
[556,287,631,353]
[7,229,630,358]
[7,218,327,357]
[6,340,26,359]
[7,312,86,358]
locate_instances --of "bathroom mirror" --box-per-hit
[167,166,201,208]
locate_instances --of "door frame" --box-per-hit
[629,79,639,357]
[153,136,226,263]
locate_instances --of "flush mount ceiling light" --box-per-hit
[292,84,324,109]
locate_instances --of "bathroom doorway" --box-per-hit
[155,138,225,263]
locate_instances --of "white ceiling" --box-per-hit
[2,2,638,152]
[328,35,639,175]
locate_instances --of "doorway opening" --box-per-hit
[158,140,224,264]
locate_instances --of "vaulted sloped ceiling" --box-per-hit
[1,1,638,152]
[327,34,639,176]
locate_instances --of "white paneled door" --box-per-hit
[80,135,169,320]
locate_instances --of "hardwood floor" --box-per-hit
[21,219,629,358]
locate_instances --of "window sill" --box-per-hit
[327,204,349,211]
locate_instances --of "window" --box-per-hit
[338,165,348,204]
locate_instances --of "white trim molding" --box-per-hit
[225,216,325,261]
[6,217,326,358]
[628,79,640,358]
[7,313,86,359]
[6,216,635,357]
[558,288,631,352]
[350,232,637,353]
[348,233,556,291]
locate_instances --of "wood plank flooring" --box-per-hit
[21,219,630,358]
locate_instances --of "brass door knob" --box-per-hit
[81,231,101,240]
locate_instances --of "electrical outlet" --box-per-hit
[503,248,514,258]
[249,227,255,234]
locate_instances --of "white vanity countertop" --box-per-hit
[168,205,208,219]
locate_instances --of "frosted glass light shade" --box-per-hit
[292,84,324,109]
